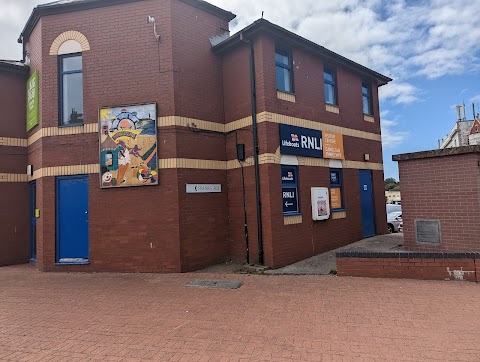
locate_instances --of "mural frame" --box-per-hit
[98,102,158,189]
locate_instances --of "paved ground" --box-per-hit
[200,233,404,276]
[2,264,480,361]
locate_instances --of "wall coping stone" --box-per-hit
[392,145,480,162]
[336,251,480,259]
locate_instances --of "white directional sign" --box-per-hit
[186,184,222,193]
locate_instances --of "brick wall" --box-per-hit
[398,152,480,252]
[337,252,480,282]
[0,69,29,266]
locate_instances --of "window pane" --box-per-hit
[63,72,83,124]
[325,83,335,104]
[324,70,334,83]
[63,56,82,72]
[275,50,289,66]
[276,66,291,92]
[363,95,371,114]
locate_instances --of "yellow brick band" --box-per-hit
[0,173,28,182]
[0,137,28,147]
[26,112,382,146]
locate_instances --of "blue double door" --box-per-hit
[359,170,376,238]
[56,176,89,263]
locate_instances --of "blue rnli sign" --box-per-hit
[282,187,299,214]
[280,124,323,158]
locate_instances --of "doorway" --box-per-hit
[359,170,376,238]
[56,175,89,263]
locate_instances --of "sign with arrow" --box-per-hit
[282,187,299,214]
[186,184,222,193]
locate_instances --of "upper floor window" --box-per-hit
[324,66,337,105]
[275,47,293,93]
[59,53,83,126]
[362,81,372,115]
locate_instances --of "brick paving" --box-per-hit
[1,265,480,361]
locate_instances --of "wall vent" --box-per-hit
[415,219,441,245]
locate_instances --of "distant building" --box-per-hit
[439,104,479,148]
[385,190,401,204]
[468,118,480,145]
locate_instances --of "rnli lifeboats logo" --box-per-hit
[280,124,323,158]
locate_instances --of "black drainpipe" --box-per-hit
[244,34,264,265]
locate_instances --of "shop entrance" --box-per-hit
[359,170,376,237]
[56,175,89,263]
[29,181,37,260]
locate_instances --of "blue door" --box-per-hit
[29,182,37,260]
[359,170,376,238]
[56,176,89,263]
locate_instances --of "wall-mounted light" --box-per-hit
[27,165,33,176]
[147,16,160,41]
[364,154,370,161]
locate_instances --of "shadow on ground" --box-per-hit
[197,233,404,275]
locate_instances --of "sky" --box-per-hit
[1,0,480,180]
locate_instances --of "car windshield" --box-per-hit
[387,211,402,219]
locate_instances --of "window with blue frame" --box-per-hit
[59,53,83,126]
[362,80,372,115]
[330,168,344,210]
[275,47,293,93]
[281,165,300,215]
[324,66,337,105]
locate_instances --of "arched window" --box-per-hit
[50,31,90,126]
[59,50,83,125]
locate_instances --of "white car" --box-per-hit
[387,211,403,233]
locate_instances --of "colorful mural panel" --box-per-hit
[99,103,158,188]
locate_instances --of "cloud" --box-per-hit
[210,0,480,105]
[470,95,480,103]
[380,117,408,148]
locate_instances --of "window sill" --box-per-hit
[277,90,296,103]
[325,104,339,114]
[332,211,347,219]
[363,114,374,123]
[284,214,303,225]
[58,122,84,128]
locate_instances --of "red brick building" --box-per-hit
[0,61,30,266]
[1,0,390,272]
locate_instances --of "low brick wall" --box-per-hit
[336,251,480,282]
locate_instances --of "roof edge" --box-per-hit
[20,0,236,44]
[212,19,392,86]
[178,0,236,22]
[0,60,29,76]
[392,145,480,162]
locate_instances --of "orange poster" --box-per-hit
[330,187,342,209]
[322,132,344,159]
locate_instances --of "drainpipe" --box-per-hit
[243,34,264,265]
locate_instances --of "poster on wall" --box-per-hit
[99,103,158,188]
[322,132,344,160]
[26,71,39,131]
[330,187,342,209]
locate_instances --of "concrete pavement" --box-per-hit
[1,263,480,361]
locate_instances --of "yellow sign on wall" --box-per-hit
[330,187,342,209]
[322,132,344,160]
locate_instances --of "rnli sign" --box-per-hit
[280,124,323,158]
[282,187,299,214]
